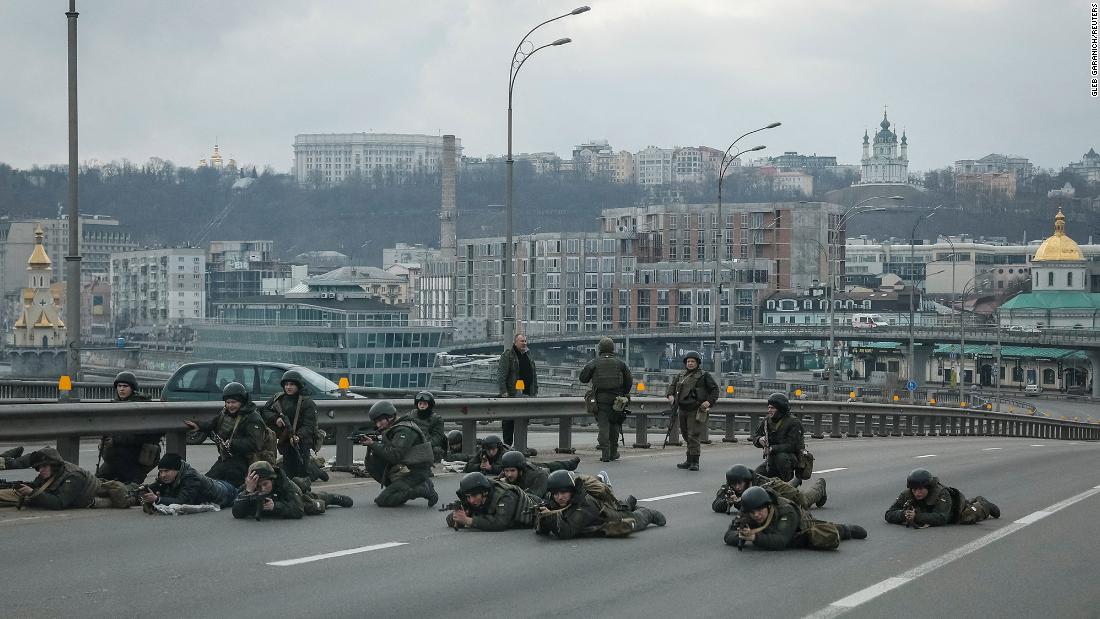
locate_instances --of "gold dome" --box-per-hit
[1033,209,1083,262]
[27,224,53,269]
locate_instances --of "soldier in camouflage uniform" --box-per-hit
[0,447,130,510]
[96,371,162,485]
[232,461,352,520]
[446,472,537,531]
[535,470,666,539]
[463,434,507,475]
[356,401,438,507]
[409,391,447,462]
[258,369,318,480]
[579,337,633,463]
[666,351,720,471]
[726,486,866,551]
[885,469,999,527]
[750,392,805,482]
[497,449,549,497]
[185,382,269,488]
[711,464,826,514]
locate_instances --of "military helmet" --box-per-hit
[500,450,526,470]
[457,472,493,498]
[280,369,305,390]
[907,468,934,489]
[767,392,790,414]
[27,447,65,470]
[725,464,755,485]
[368,400,398,422]
[740,486,772,511]
[113,371,138,390]
[482,435,504,449]
[446,429,463,446]
[682,350,702,364]
[248,460,277,481]
[598,337,615,354]
[414,391,435,407]
[545,470,576,493]
[221,382,250,404]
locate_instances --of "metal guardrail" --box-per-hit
[0,397,1094,470]
[0,379,164,402]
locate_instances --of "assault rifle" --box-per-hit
[0,479,35,490]
[208,431,233,459]
[237,491,272,521]
[903,498,917,529]
[347,431,382,444]
[732,512,752,551]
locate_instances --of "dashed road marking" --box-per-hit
[914,454,937,458]
[638,491,699,502]
[1030,444,1045,447]
[982,448,1003,451]
[813,468,849,474]
[268,542,407,566]
[802,484,1100,618]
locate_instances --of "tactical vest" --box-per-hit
[591,355,626,392]
[388,418,435,467]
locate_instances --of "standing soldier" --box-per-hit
[885,469,999,527]
[750,392,804,482]
[579,337,633,463]
[535,470,666,539]
[725,486,866,551]
[665,351,719,471]
[184,382,269,488]
[711,464,826,514]
[96,371,162,484]
[259,369,318,480]
[446,472,538,531]
[409,391,447,462]
[497,333,538,445]
[355,400,439,507]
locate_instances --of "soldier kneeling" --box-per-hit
[446,472,537,531]
[726,486,866,551]
[712,464,826,514]
[885,469,999,528]
[535,470,666,539]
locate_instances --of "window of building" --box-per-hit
[1048,272,1054,287]
[1068,271,1074,287]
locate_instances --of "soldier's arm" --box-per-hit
[470,493,517,531]
[228,419,265,455]
[884,492,910,524]
[723,519,744,546]
[621,364,633,394]
[530,360,538,396]
[379,427,415,465]
[195,414,219,434]
[712,485,731,513]
[271,485,305,519]
[27,476,83,510]
[665,378,678,398]
[158,474,203,505]
[750,507,800,550]
[299,400,319,439]
[550,508,587,540]
[750,420,766,447]
[231,493,258,519]
[703,373,720,404]
[257,397,279,426]
[578,361,596,384]
[496,352,511,395]
[913,493,952,527]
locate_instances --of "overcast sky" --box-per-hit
[1,0,1096,173]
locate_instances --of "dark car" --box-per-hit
[162,362,359,443]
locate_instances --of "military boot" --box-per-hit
[837,524,867,540]
[327,494,354,508]
[565,456,580,471]
[600,448,612,463]
[0,446,24,460]
[801,478,826,508]
[421,481,439,508]
[676,453,692,469]
[625,495,638,511]
[689,455,700,472]
[634,506,666,529]
[974,496,1000,519]
[610,446,620,461]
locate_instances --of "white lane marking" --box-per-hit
[982,448,1003,451]
[638,491,699,502]
[803,484,1100,619]
[914,454,937,458]
[1030,444,1045,447]
[267,542,407,566]
[0,513,72,526]
[813,468,848,474]
[831,577,911,608]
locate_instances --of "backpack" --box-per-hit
[802,520,841,550]
[576,474,635,537]
[796,449,815,480]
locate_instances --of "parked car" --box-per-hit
[162,362,361,443]
[1023,383,1041,396]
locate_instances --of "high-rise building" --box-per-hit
[206,240,288,313]
[293,133,463,185]
[110,247,206,328]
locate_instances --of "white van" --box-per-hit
[851,313,883,329]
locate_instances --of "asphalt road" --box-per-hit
[2,434,1098,618]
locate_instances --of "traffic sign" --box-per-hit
[906,380,918,392]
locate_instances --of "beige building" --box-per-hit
[11,226,66,348]
[111,247,207,328]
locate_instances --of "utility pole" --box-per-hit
[65,0,82,379]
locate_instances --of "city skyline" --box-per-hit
[0,1,1096,172]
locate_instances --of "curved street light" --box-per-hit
[502,7,589,347]
[711,122,781,378]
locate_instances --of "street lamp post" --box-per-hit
[712,126,778,376]
[906,204,942,402]
[503,6,589,348]
[64,0,83,380]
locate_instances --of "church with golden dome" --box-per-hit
[1001,209,1100,329]
[11,225,66,348]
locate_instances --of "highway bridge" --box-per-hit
[0,396,1096,617]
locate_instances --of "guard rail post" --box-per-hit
[165,430,189,462]
[334,424,355,468]
[903,414,914,436]
[633,412,651,449]
[811,413,824,439]
[747,413,760,443]
[556,416,575,454]
[830,412,842,438]
[57,436,80,466]
[890,414,902,437]
[511,418,529,454]
[846,413,856,437]
[461,419,477,455]
[863,413,872,437]
[723,413,738,443]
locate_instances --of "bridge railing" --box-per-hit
[0,397,1094,470]
[0,379,164,402]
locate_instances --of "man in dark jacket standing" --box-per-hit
[750,392,805,482]
[139,453,237,509]
[497,333,538,445]
[185,382,268,487]
[885,469,999,527]
[580,337,633,463]
[356,401,439,507]
[259,369,318,480]
[665,351,719,471]
[96,371,161,484]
